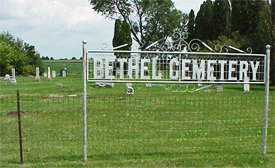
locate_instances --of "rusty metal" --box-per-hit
[17,90,24,164]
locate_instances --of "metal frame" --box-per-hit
[82,40,271,160]
[86,50,266,85]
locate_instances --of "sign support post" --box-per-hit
[262,45,271,155]
[82,40,87,161]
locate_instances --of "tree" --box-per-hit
[187,9,196,42]
[0,41,25,75]
[89,0,187,50]
[113,19,132,50]
[0,31,43,76]
[195,0,214,41]
[231,0,270,53]
[23,42,43,74]
[71,57,77,60]
[212,0,229,38]
[268,0,275,85]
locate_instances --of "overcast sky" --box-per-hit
[0,0,205,59]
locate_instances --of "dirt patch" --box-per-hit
[48,94,64,98]
[115,97,127,101]
[4,111,26,116]
[87,96,99,99]
[40,94,64,102]
[0,95,10,98]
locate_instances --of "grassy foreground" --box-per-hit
[0,61,274,167]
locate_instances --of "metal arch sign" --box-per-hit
[81,41,271,161]
[86,50,266,84]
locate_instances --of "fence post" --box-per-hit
[262,45,271,155]
[82,40,88,161]
[17,90,24,164]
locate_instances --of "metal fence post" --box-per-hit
[82,40,88,161]
[262,45,271,155]
[17,90,24,164]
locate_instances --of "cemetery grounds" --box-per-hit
[0,60,275,167]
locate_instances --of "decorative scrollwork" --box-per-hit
[150,84,214,93]
[102,26,253,54]
[214,45,253,54]
[102,43,108,50]
[188,39,215,52]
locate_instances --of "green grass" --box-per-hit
[0,60,275,167]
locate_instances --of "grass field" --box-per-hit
[0,60,275,167]
[42,60,82,75]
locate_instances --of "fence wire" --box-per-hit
[0,90,274,162]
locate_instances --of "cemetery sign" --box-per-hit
[87,51,266,84]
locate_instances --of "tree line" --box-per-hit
[0,31,43,76]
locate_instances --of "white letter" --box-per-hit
[105,57,115,79]
[152,57,161,79]
[141,59,150,79]
[94,58,104,79]
[250,61,260,80]
[117,58,127,79]
[192,60,205,80]
[169,58,179,79]
[207,60,217,80]
[128,57,139,79]
[228,61,237,80]
[218,60,226,80]
[182,59,191,80]
[239,61,249,80]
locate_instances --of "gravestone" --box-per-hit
[62,70,66,77]
[47,67,52,81]
[4,74,11,81]
[35,67,40,82]
[216,86,223,92]
[59,68,67,76]
[125,86,134,95]
[204,88,210,93]
[10,68,17,85]
[56,84,62,88]
[146,83,152,87]
[126,83,132,87]
[43,72,47,77]
[94,83,114,88]
[52,70,56,78]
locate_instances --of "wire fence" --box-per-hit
[0,90,274,163]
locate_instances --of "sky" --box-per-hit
[0,0,205,59]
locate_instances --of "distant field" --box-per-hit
[42,60,82,75]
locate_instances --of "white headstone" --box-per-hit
[146,83,152,87]
[204,88,210,93]
[4,74,11,81]
[126,83,132,87]
[10,68,17,85]
[52,70,56,78]
[35,67,40,82]
[216,86,223,92]
[47,67,52,81]
[62,70,66,77]
[43,72,47,77]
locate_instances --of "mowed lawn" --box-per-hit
[0,60,274,167]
